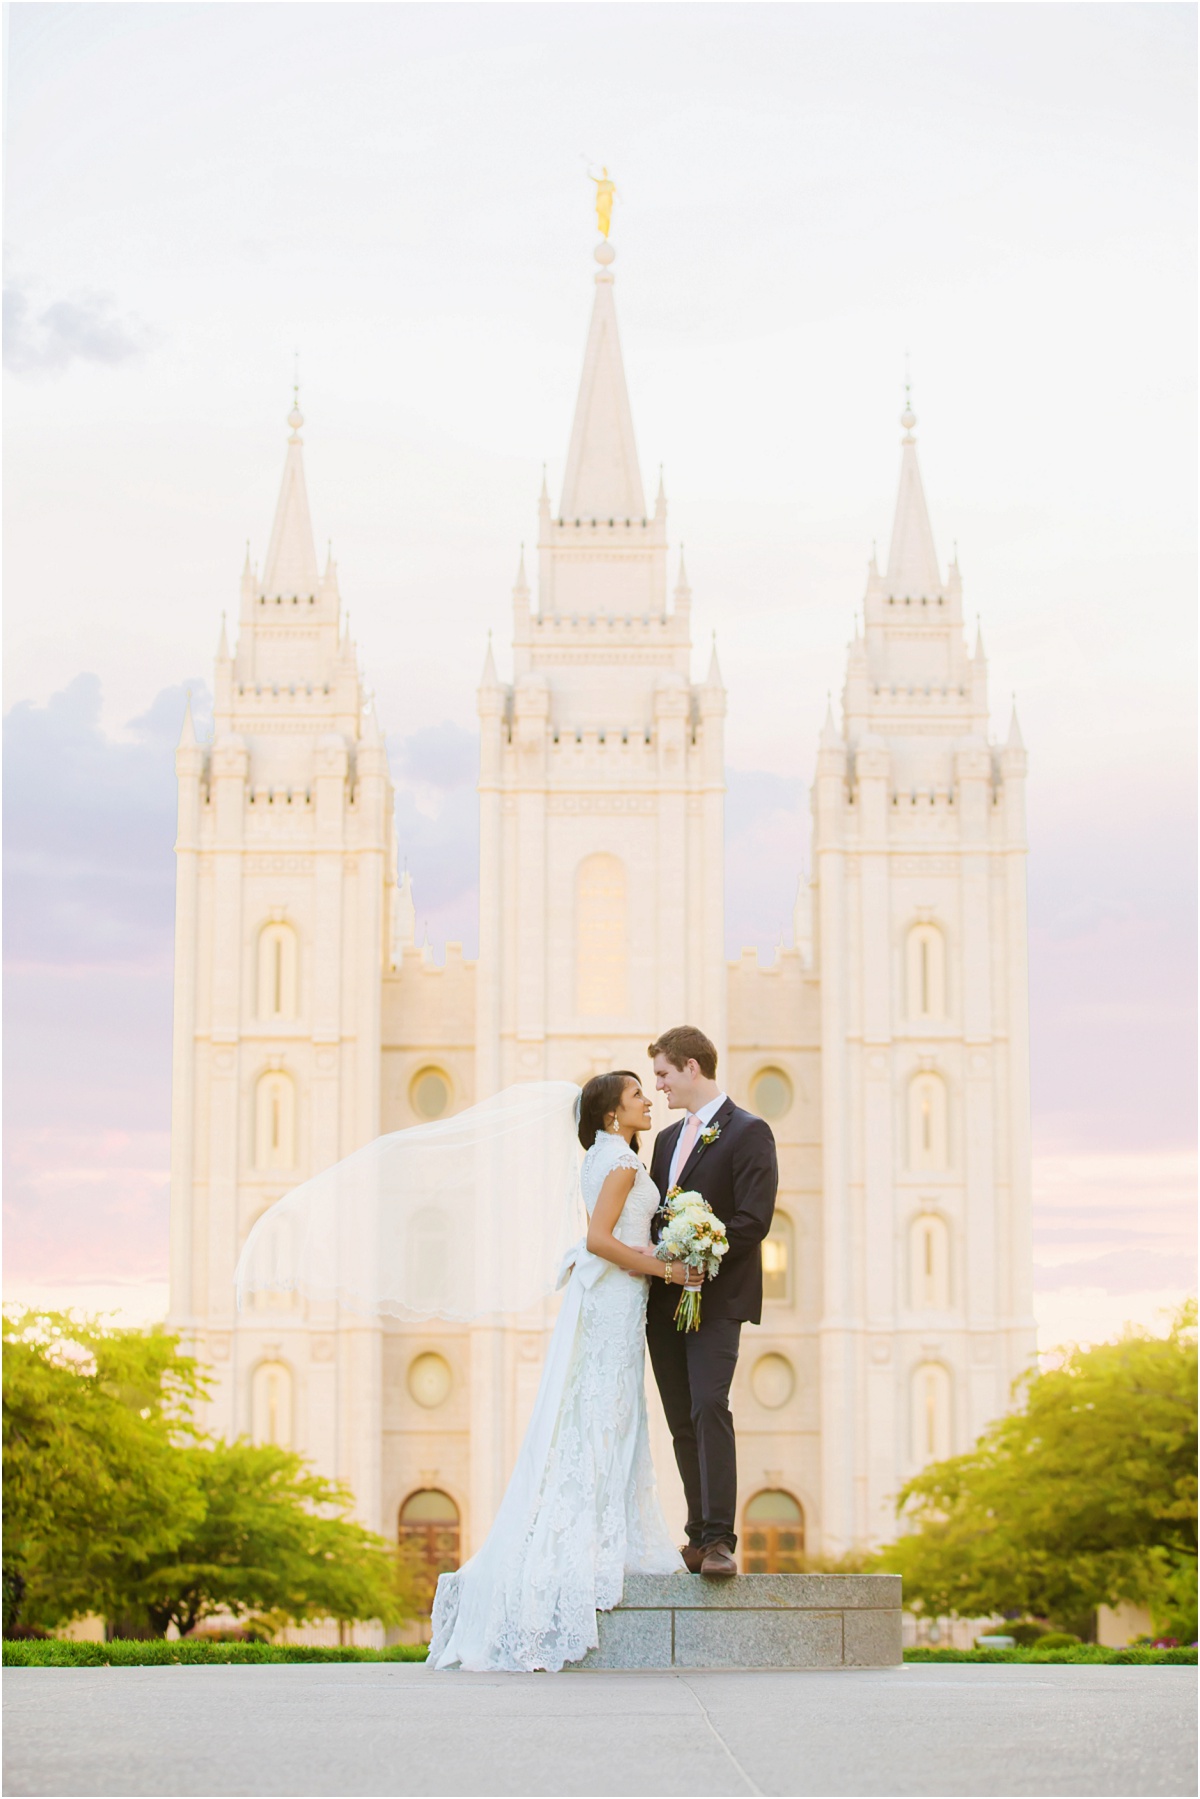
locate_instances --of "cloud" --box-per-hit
[3,280,153,376]
[3,677,205,1285]
[387,724,480,953]
[3,673,208,970]
[392,721,479,792]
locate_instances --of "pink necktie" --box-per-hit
[675,1113,701,1182]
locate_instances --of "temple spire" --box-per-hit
[884,391,942,599]
[261,392,320,599]
[559,241,645,521]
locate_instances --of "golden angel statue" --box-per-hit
[590,166,616,239]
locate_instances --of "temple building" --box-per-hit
[168,235,1036,1574]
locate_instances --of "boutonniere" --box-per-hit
[700,1122,721,1148]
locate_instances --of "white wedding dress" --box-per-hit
[428,1130,684,1672]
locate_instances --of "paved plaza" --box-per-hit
[4,1663,1195,1797]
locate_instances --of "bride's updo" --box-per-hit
[577,1070,642,1153]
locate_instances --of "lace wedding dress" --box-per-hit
[428,1130,684,1672]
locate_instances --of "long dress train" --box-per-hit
[428,1131,683,1672]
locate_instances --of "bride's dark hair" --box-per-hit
[578,1071,643,1153]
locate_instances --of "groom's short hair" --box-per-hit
[647,1026,718,1080]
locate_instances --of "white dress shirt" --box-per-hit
[667,1091,728,1189]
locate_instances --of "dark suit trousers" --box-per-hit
[646,1302,742,1549]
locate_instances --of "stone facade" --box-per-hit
[168,247,1036,1563]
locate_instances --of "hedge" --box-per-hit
[904,1645,1196,1665]
[3,1641,430,1667]
[4,1639,1194,1668]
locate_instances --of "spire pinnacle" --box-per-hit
[558,237,645,521]
[513,544,529,593]
[217,611,230,661]
[820,694,841,748]
[1006,700,1025,751]
[480,630,500,688]
[178,691,197,748]
[705,630,724,689]
[262,395,320,599]
[674,546,691,599]
[885,385,941,598]
[393,867,416,954]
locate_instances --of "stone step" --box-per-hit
[569,1572,903,1670]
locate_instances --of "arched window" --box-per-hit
[399,1489,460,1613]
[410,1067,450,1121]
[907,923,946,1021]
[911,1213,950,1310]
[742,1490,805,1573]
[576,854,628,1017]
[762,1211,793,1304]
[255,1071,296,1170]
[251,1360,293,1448]
[911,1362,952,1465]
[909,1073,948,1171]
[258,922,298,1020]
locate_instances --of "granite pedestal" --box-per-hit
[570,1572,902,1670]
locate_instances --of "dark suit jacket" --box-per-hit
[648,1098,778,1326]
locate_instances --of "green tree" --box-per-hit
[3,1311,205,1635]
[4,1313,422,1640]
[130,1441,415,1637]
[880,1303,1197,1639]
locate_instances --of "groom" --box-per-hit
[646,1026,779,1577]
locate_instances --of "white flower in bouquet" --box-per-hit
[655,1186,729,1331]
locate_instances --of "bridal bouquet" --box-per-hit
[655,1188,729,1331]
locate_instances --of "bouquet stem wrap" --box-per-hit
[655,1187,729,1332]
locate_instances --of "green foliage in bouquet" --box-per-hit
[876,1302,1197,1642]
[3,1311,421,1641]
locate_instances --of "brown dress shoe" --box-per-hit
[680,1545,705,1574]
[699,1540,738,1578]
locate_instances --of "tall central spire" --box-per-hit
[559,241,645,522]
[884,396,942,599]
[261,394,320,599]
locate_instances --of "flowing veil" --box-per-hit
[234,1081,583,1321]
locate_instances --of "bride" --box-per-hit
[428,1070,692,1672]
[233,1069,696,1674]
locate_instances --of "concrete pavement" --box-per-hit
[3,1663,1195,1797]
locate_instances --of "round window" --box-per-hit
[407,1352,453,1409]
[751,1352,795,1409]
[752,1067,793,1121]
[411,1068,450,1120]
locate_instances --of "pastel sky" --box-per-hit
[4,3,1195,1349]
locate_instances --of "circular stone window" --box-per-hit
[410,1067,450,1121]
[751,1067,793,1121]
[751,1352,795,1409]
[407,1352,453,1409]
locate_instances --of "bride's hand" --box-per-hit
[646,1255,689,1286]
